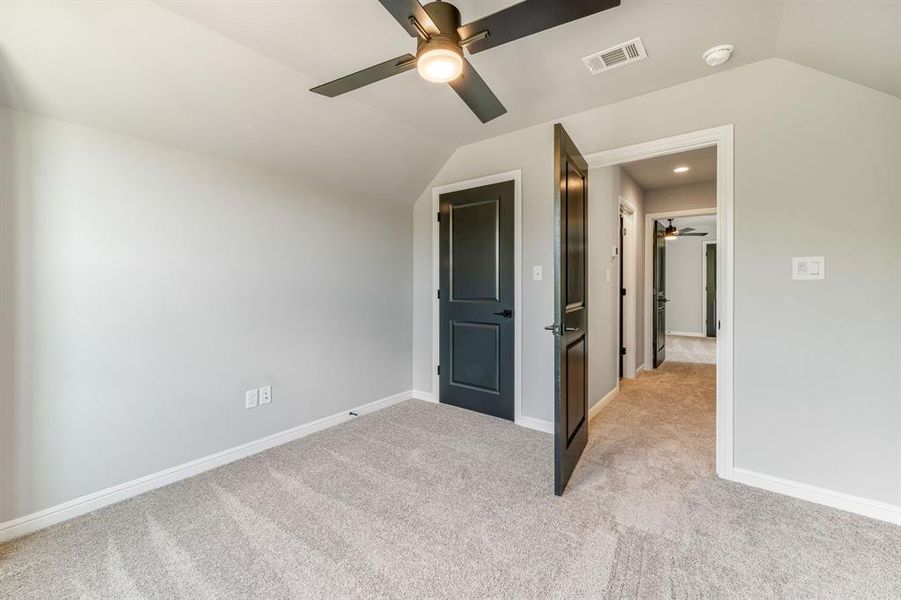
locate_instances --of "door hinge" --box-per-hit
[437,289,440,299]
[717,320,722,330]
[621,288,626,296]
[437,365,440,375]
[621,347,626,356]
[436,212,441,222]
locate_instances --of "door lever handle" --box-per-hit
[493,309,513,318]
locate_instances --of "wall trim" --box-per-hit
[618,196,639,379]
[723,467,901,526]
[515,416,554,434]
[431,170,523,422]
[589,386,619,421]
[667,330,705,337]
[583,124,735,480]
[411,390,437,403]
[0,390,416,543]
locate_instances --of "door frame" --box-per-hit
[584,124,734,478]
[702,239,717,337]
[618,196,638,378]
[645,208,716,352]
[431,170,523,425]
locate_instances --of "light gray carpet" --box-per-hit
[2,363,900,598]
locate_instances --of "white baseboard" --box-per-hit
[724,467,901,526]
[666,330,705,337]
[589,386,620,421]
[411,390,437,403]
[0,390,414,543]
[635,363,645,375]
[515,416,554,434]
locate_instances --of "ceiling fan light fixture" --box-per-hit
[673,166,690,173]
[417,45,463,83]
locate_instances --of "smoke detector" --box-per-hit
[703,44,734,67]
[582,38,648,75]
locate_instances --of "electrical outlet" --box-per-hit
[259,385,272,405]
[245,389,259,409]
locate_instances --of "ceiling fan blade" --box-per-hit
[678,227,696,233]
[458,0,621,54]
[310,54,417,97]
[448,58,507,123]
[678,232,709,236]
[377,0,439,38]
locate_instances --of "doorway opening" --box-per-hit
[584,125,733,478]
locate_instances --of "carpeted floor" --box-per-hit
[2,363,900,598]
[665,334,716,363]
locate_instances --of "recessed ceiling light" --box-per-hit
[703,44,734,67]
[673,166,690,173]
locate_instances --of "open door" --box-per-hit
[653,220,667,368]
[705,242,717,338]
[549,123,589,496]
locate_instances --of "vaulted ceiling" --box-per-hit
[1,1,898,204]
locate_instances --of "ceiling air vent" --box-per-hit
[582,38,647,75]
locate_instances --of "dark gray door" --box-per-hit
[551,123,589,496]
[439,181,514,420]
[653,220,666,368]
[705,243,717,338]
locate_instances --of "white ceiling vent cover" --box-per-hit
[582,38,647,75]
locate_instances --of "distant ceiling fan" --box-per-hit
[663,219,708,240]
[310,0,621,123]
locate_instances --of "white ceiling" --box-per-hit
[1,1,898,204]
[623,146,716,190]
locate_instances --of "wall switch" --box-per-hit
[259,385,272,405]
[532,265,543,281]
[245,389,259,409]
[792,256,825,280]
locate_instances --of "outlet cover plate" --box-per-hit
[245,389,259,409]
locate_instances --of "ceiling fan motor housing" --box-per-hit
[417,1,463,60]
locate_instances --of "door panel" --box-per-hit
[553,123,589,496]
[653,221,666,368]
[439,181,514,421]
[451,321,499,392]
[451,200,499,301]
[706,243,717,338]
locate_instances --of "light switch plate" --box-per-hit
[792,256,825,280]
[259,385,272,405]
[532,265,543,281]
[245,389,259,409]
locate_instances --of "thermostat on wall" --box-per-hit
[792,256,825,280]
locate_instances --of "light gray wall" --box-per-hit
[411,58,901,507]
[0,109,413,522]
[663,219,717,334]
[586,167,619,409]
[645,181,716,214]
[619,170,646,369]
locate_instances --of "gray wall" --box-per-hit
[645,181,716,214]
[586,167,619,409]
[411,58,901,507]
[0,109,413,522]
[664,219,717,335]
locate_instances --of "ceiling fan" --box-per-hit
[663,219,708,240]
[310,0,621,123]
